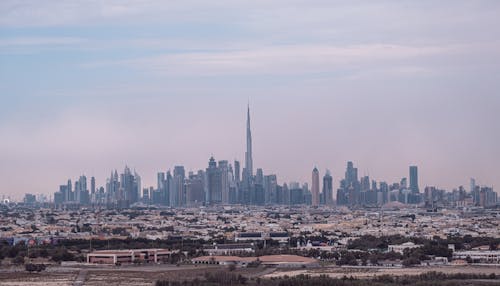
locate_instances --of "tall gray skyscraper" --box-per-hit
[207,157,221,204]
[264,174,277,204]
[67,179,72,202]
[186,171,205,206]
[409,166,419,193]
[245,104,253,178]
[90,176,96,203]
[323,170,333,205]
[172,166,185,207]
[219,160,230,204]
[311,167,320,207]
[234,160,241,183]
[90,177,96,195]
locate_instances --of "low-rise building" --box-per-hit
[87,248,176,264]
[203,243,255,255]
[453,250,500,264]
[234,232,265,242]
[388,242,422,254]
[192,254,319,268]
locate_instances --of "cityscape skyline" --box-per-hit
[1,1,500,199]
[13,106,499,207]
[0,102,498,201]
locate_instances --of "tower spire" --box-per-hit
[245,104,253,177]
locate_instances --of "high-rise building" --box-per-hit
[172,166,185,207]
[186,171,205,206]
[120,167,136,206]
[165,171,172,206]
[67,179,72,202]
[108,170,119,205]
[234,160,241,183]
[240,105,255,205]
[264,174,277,204]
[322,170,333,205]
[245,104,253,178]
[361,176,371,191]
[337,161,359,206]
[89,176,96,204]
[409,166,419,193]
[156,171,170,206]
[207,157,221,204]
[311,167,320,207]
[255,168,264,185]
[219,160,230,204]
[133,171,141,204]
[157,172,165,192]
[77,175,88,204]
[345,161,358,187]
[400,177,408,190]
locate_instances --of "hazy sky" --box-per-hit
[1,1,500,200]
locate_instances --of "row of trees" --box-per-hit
[348,234,500,252]
[155,272,498,286]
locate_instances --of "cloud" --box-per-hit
[0,37,85,47]
[0,0,247,27]
[84,44,449,76]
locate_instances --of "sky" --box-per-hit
[1,1,500,200]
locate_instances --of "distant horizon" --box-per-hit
[1,1,499,200]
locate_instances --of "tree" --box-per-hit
[465,256,473,264]
[25,263,46,273]
[12,255,25,265]
[403,257,420,267]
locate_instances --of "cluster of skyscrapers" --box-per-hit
[51,106,496,209]
[54,167,141,208]
[336,163,421,206]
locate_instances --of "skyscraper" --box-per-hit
[322,170,333,205]
[337,161,360,206]
[66,179,72,202]
[311,167,320,207]
[90,176,96,203]
[264,174,277,204]
[186,171,205,206]
[245,104,253,178]
[240,104,254,205]
[234,160,241,183]
[206,157,222,204]
[120,167,136,206]
[345,161,358,187]
[219,160,230,204]
[409,166,419,193]
[172,166,185,207]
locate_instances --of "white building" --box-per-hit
[388,242,423,254]
[453,250,500,264]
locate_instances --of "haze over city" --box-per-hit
[1,1,500,200]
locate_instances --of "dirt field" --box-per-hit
[0,265,264,286]
[0,271,77,286]
[1,265,500,285]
